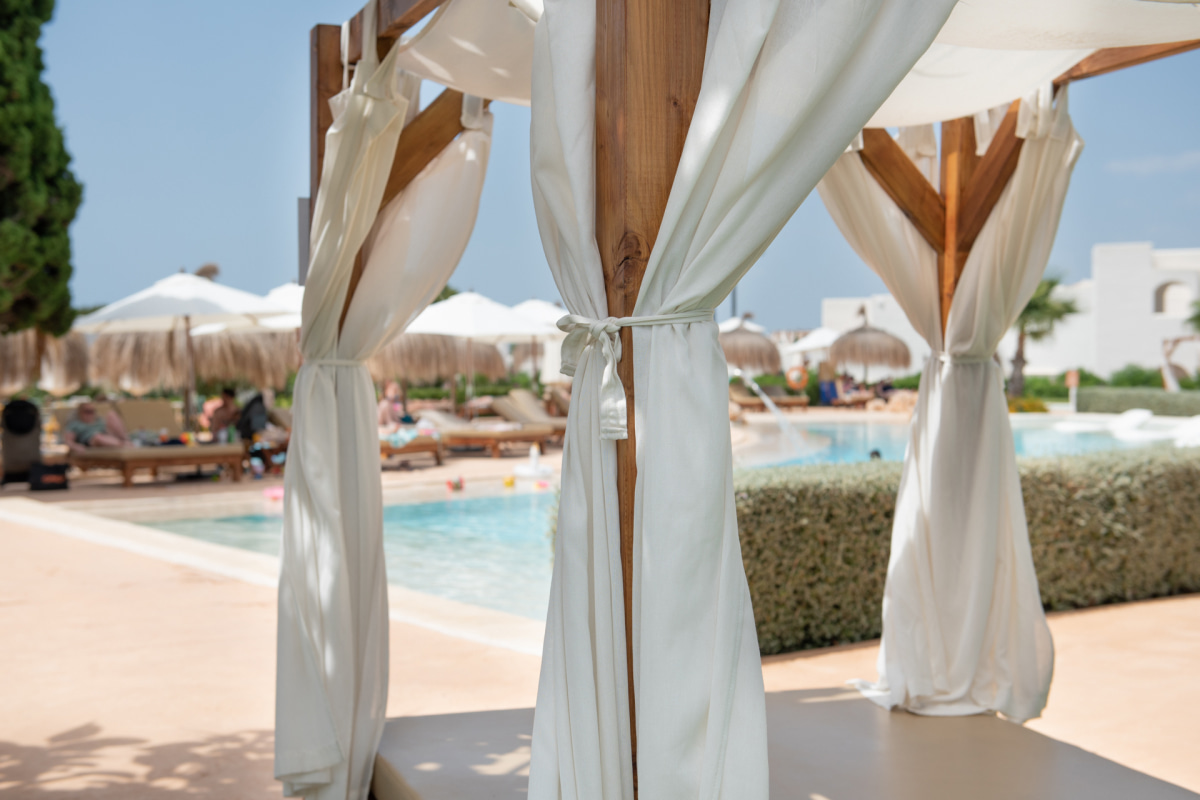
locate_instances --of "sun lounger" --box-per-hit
[729,383,767,411]
[491,388,567,432]
[546,385,571,417]
[417,409,553,458]
[69,443,245,487]
[380,435,443,465]
[762,385,810,409]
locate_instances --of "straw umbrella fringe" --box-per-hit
[0,330,90,397]
[38,332,89,396]
[368,334,506,384]
[0,330,40,397]
[720,326,783,373]
[91,328,301,394]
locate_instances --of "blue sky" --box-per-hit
[42,2,1200,330]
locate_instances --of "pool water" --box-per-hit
[767,419,1148,467]
[154,492,556,620]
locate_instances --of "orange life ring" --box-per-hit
[786,366,808,391]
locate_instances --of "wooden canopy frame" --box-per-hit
[307,2,1199,791]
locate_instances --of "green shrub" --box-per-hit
[1077,387,1200,417]
[734,448,1200,655]
[891,373,922,391]
[1023,375,1069,400]
[1109,364,1164,388]
[1008,397,1049,413]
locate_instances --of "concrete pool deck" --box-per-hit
[2,496,1198,798]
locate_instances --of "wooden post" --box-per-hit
[594,0,708,785]
[937,117,977,335]
[310,25,343,227]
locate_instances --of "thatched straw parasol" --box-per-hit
[829,324,910,381]
[191,329,300,389]
[0,330,91,398]
[719,319,781,374]
[368,333,506,384]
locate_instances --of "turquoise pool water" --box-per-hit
[154,492,557,620]
[767,419,1147,467]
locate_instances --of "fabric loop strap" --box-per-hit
[931,351,994,365]
[558,309,714,440]
[310,358,363,368]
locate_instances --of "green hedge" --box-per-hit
[735,448,1200,655]
[1077,386,1200,417]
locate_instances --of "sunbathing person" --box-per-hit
[209,388,241,434]
[63,401,131,453]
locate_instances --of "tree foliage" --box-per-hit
[0,0,82,336]
[1009,277,1078,397]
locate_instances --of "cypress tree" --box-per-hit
[0,0,82,336]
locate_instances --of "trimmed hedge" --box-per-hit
[1077,386,1200,417]
[735,448,1200,655]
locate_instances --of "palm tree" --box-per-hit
[1009,277,1078,398]
[1189,300,1200,334]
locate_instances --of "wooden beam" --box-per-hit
[938,117,976,335]
[379,89,468,213]
[595,0,708,787]
[346,0,444,64]
[958,101,1023,255]
[310,25,343,229]
[858,129,946,253]
[1055,39,1200,86]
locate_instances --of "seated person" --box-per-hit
[209,388,241,434]
[63,401,130,452]
[378,380,404,432]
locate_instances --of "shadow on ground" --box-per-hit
[0,722,278,798]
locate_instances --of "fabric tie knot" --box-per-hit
[557,309,714,440]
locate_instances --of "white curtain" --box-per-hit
[818,88,1082,723]
[274,3,493,793]
[528,0,956,796]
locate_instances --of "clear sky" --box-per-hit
[42,2,1200,330]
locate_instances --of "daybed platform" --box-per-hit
[371,693,1196,800]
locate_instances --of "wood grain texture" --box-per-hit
[938,117,975,335]
[595,0,708,787]
[310,25,343,227]
[1055,39,1200,86]
[958,101,1023,255]
[859,129,946,253]
[379,89,466,214]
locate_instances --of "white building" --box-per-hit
[819,242,1200,380]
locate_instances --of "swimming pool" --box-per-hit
[154,491,556,620]
[759,417,1152,467]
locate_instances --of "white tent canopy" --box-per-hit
[73,273,291,334]
[782,326,840,356]
[406,291,557,343]
[381,0,1200,131]
[510,298,568,383]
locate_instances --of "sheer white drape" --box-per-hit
[275,3,493,792]
[818,88,1082,723]
[528,0,956,796]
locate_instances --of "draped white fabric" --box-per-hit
[275,5,492,792]
[394,0,539,106]
[528,0,956,796]
[818,88,1083,723]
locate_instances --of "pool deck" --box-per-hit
[2,495,1198,798]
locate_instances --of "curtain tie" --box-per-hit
[932,351,994,365]
[557,309,714,440]
[310,358,363,367]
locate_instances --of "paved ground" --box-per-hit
[2,502,1198,798]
